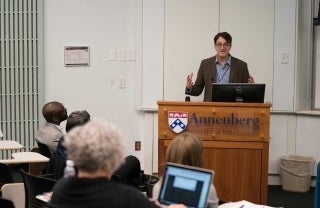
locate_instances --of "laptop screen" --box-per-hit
[158,162,214,208]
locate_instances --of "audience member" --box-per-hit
[54,111,147,188]
[55,110,90,160]
[152,132,219,208]
[49,120,185,208]
[53,110,90,179]
[35,101,67,153]
[112,155,147,189]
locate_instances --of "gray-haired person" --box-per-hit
[50,120,186,208]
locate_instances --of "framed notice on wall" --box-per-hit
[64,46,90,67]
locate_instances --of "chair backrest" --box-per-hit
[0,198,15,208]
[111,174,122,183]
[36,142,51,158]
[1,183,25,208]
[0,163,14,189]
[145,175,159,198]
[20,169,56,208]
[29,147,42,175]
[35,143,55,175]
[315,161,320,208]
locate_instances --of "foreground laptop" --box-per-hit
[158,162,214,208]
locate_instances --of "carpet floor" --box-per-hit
[267,185,314,208]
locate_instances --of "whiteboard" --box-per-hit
[141,0,164,109]
[314,27,320,108]
[141,0,300,111]
[163,0,219,102]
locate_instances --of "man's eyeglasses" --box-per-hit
[215,43,231,48]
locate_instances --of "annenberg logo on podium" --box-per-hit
[168,111,188,133]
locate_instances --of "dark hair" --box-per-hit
[66,110,90,132]
[42,101,67,124]
[214,32,232,45]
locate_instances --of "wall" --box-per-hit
[313,0,320,108]
[273,0,296,111]
[44,0,146,164]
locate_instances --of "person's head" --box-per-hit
[66,110,90,132]
[65,119,126,177]
[42,101,67,125]
[165,132,203,168]
[214,32,232,58]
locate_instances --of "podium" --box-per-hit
[157,101,271,204]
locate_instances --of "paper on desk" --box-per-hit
[218,200,282,208]
[36,192,52,202]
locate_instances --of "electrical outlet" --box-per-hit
[117,49,126,61]
[281,51,289,64]
[126,49,136,61]
[135,141,141,151]
[108,49,117,61]
[118,78,125,89]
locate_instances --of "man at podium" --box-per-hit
[185,32,254,101]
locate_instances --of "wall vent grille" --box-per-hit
[0,0,43,158]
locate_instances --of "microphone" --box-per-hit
[185,96,190,102]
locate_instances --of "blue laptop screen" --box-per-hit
[158,163,213,208]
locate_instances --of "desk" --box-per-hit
[0,152,49,164]
[218,200,276,208]
[0,140,24,150]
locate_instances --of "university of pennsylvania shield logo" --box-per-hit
[168,111,188,133]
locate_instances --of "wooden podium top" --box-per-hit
[158,100,271,108]
[157,101,271,142]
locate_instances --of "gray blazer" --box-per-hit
[186,55,249,102]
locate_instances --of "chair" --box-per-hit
[111,174,122,183]
[145,175,159,198]
[314,161,320,208]
[0,198,15,208]
[29,147,42,175]
[20,169,56,208]
[0,163,14,189]
[1,183,25,208]
[35,142,53,174]
[36,142,51,158]
[111,171,157,197]
[112,155,145,188]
